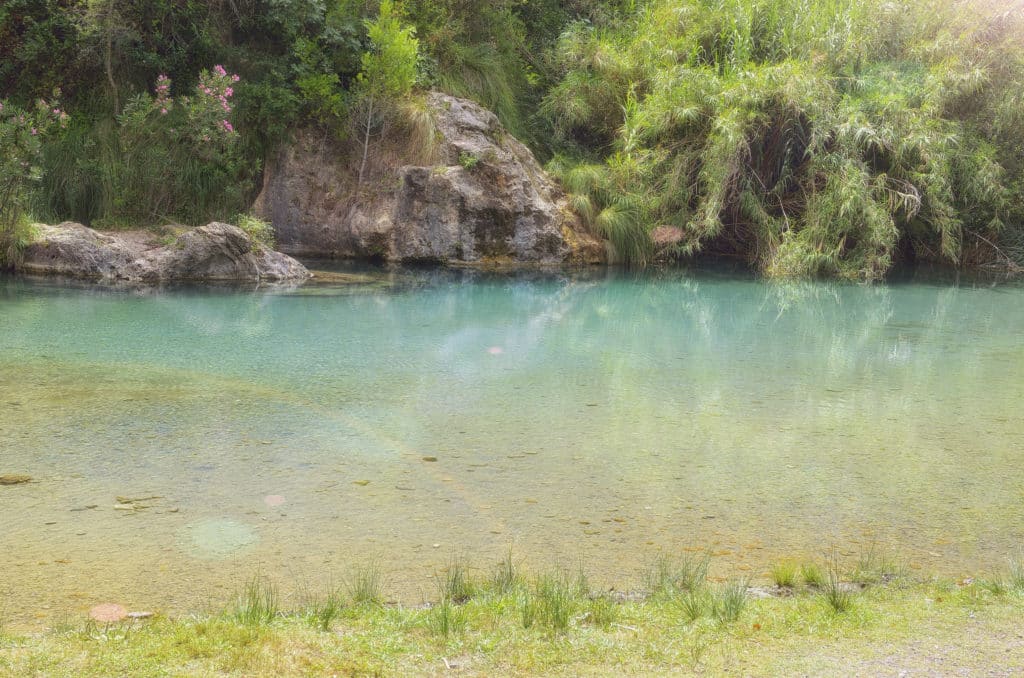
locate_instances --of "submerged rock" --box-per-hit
[89,603,128,623]
[0,474,32,485]
[20,222,310,283]
[255,92,605,265]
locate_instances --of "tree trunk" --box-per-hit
[104,3,119,115]
[358,96,374,187]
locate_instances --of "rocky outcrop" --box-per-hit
[254,91,605,265]
[20,222,310,283]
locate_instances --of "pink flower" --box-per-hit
[224,87,233,97]
[222,120,234,132]
[213,64,227,77]
[31,128,38,135]
[231,74,240,82]
[160,108,168,115]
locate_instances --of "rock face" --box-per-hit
[254,92,605,265]
[20,222,310,283]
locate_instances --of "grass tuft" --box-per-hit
[234,214,276,250]
[521,570,584,632]
[801,562,825,588]
[771,561,798,588]
[347,564,383,607]
[583,595,618,630]
[425,598,466,639]
[305,588,344,632]
[232,576,279,626]
[821,551,855,614]
[710,580,748,624]
[1009,555,1024,592]
[437,557,476,604]
[679,589,711,623]
[490,549,523,595]
[644,553,710,599]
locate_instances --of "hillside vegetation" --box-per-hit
[2,0,1022,277]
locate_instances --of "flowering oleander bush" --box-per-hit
[94,66,251,226]
[0,94,66,266]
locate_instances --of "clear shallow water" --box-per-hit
[1,265,1022,626]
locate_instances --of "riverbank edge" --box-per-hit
[3,557,1023,676]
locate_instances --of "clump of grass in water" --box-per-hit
[710,580,748,623]
[644,553,710,599]
[521,570,586,632]
[490,549,523,595]
[233,576,279,625]
[438,557,476,604]
[1009,554,1024,592]
[347,564,383,606]
[801,562,825,588]
[851,542,905,586]
[822,550,854,613]
[771,561,798,588]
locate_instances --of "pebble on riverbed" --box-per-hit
[89,603,128,623]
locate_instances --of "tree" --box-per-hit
[353,0,418,185]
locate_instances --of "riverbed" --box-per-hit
[1,264,1022,626]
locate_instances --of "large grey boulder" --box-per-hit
[254,91,605,265]
[20,222,310,283]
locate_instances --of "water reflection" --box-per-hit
[0,266,1021,627]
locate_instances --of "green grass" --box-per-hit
[234,214,276,250]
[800,561,825,588]
[490,548,524,595]
[544,0,1024,278]
[710,579,749,623]
[520,571,585,632]
[232,576,280,626]
[424,597,466,640]
[3,567,1023,677]
[346,563,383,607]
[1009,555,1024,592]
[771,560,798,588]
[436,557,476,604]
[644,552,710,599]
[822,551,856,613]
[679,588,711,623]
[304,587,345,632]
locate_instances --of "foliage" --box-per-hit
[644,553,710,599]
[771,560,798,588]
[232,576,280,625]
[0,95,65,266]
[544,0,1024,278]
[5,0,1024,277]
[352,0,421,185]
[235,214,276,249]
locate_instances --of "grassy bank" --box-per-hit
[3,555,1023,676]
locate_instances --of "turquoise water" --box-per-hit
[1,265,1023,625]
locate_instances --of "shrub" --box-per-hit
[0,95,65,267]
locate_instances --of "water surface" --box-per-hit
[1,265,1022,626]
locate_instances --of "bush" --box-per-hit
[545,0,1024,279]
[0,95,65,267]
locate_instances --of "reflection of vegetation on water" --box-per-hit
[1,271,1022,629]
